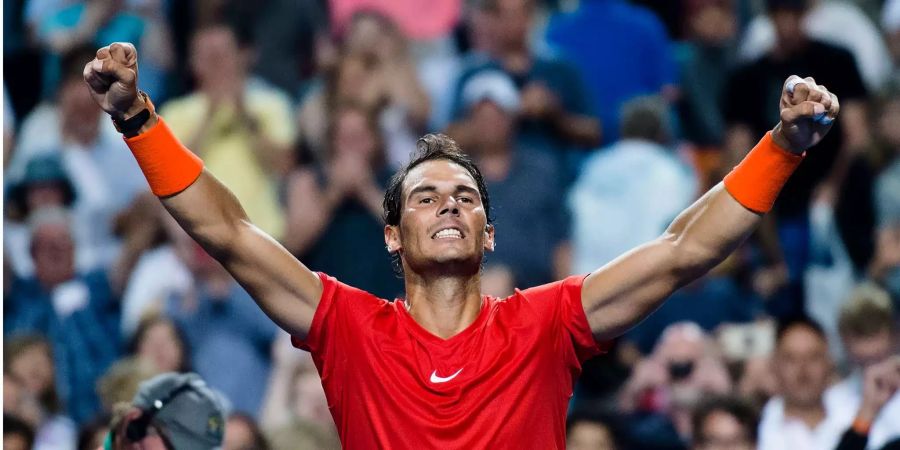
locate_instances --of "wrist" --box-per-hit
[772,123,804,155]
[116,92,158,137]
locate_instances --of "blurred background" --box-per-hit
[3,0,900,449]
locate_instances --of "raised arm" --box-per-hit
[83,42,321,337]
[582,75,840,341]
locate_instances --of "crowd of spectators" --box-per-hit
[4,0,899,449]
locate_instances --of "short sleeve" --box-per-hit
[290,272,382,355]
[520,275,610,363]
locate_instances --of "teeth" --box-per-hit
[434,228,462,239]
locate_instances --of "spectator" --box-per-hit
[4,335,76,450]
[285,102,402,299]
[545,0,677,145]
[450,70,570,291]
[36,0,145,99]
[451,0,600,164]
[224,413,270,450]
[620,323,732,446]
[723,0,871,319]
[886,0,900,86]
[96,357,161,414]
[159,22,295,239]
[834,356,900,450]
[165,244,278,416]
[297,11,430,169]
[260,334,340,450]
[738,0,892,92]
[827,285,900,449]
[9,46,147,273]
[691,396,758,450]
[569,96,696,274]
[102,372,226,450]
[4,207,120,424]
[4,414,36,450]
[566,409,621,450]
[128,316,190,374]
[758,318,844,450]
[870,90,900,300]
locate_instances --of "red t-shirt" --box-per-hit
[292,272,607,449]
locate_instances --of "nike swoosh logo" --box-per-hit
[429,368,463,384]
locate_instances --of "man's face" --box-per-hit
[31,222,75,287]
[492,0,532,50]
[385,160,494,276]
[694,410,754,450]
[771,9,806,50]
[843,329,895,369]
[189,27,245,89]
[468,101,514,151]
[25,183,66,212]
[774,326,832,408]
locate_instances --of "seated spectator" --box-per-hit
[691,396,758,450]
[128,316,191,375]
[620,323,731,447]
[569,96,696,274]
[224,413,270,450]
[566,409,621,450]
[165,245,278,416]
[451,0,600,165]
[285,102,402,299]
[4,414,36,450]
[159,22,295,239]
[827,285,900,449]
[450,70,570,290]
[545,0,676,145]
[4,208,120,424]
[758,318,844,450]
[4,335,76,450]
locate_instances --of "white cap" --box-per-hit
[461,70,520,114]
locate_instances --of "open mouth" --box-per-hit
[431,228,464,240]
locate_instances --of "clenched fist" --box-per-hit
[772,75,840,154]
[82,42,145,121]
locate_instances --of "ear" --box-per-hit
[384,225,402,254]
[484,224,495,252]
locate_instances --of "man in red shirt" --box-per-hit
[83,43,839,449]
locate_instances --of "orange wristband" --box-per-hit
[723,131,804,214]
[124,117,203,197]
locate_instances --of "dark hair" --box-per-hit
[691,396,759,445]
[61,45,99,85]
[3,414,35,448]
[766,0,809,13]
[128,316,192,373]
[382,134,492,275]
[227,413,271,450]
[776,316,827,346]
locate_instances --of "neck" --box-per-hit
[404,272,483,339]
[500,48,531,74]
[783,399,826,429]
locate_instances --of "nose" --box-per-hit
[438,197,460,216]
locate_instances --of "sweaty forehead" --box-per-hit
[402,160,479,198]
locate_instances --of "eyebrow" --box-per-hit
[407,184,480,200]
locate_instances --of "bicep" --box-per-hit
[580,236,682,341]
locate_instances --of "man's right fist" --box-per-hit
[83,42,142,120]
